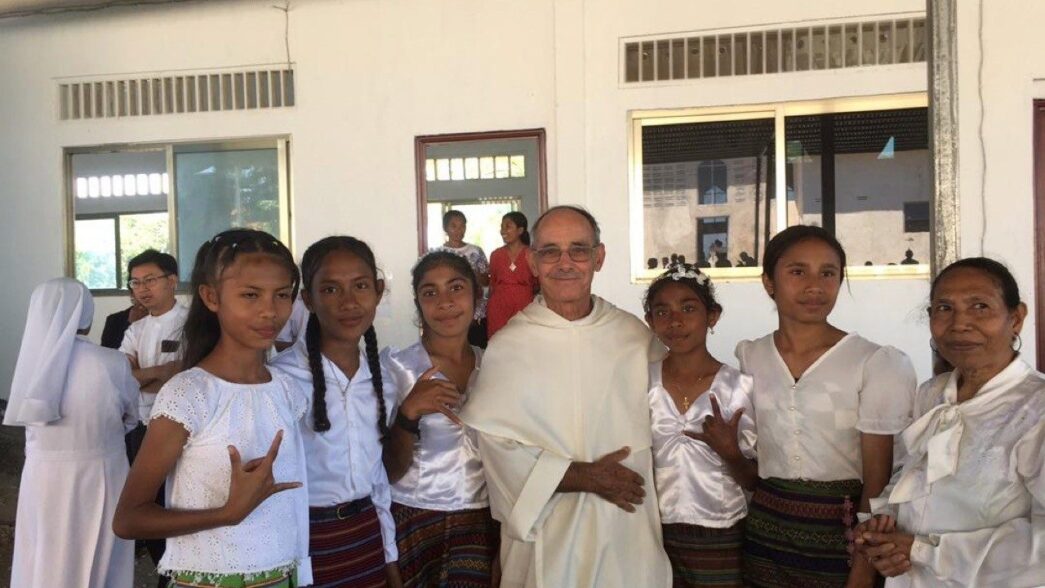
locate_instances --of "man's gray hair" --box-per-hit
[531,205,601,245]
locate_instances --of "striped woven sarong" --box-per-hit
[391,502,498,588]
[309,497,387,588]
[662,521,744,587]
[170,567,293,587]
[742,477,862,588]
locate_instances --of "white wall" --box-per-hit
[1,0,942,400]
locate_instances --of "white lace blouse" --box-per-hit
[736,333,916,481]
[649,361,756,527]
[150,368,312,584]
[872,359,1045,587]
[384,341,488,511]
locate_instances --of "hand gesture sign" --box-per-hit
[586,446,646,513]
[222,430,302,525]
[684,395,745,461]
[399,365,463,426]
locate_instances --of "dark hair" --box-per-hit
[127,248,178,278]
[299,236,389,440]
[930,257,1022,311]
[762,225,847,286]
[411,250,481,331]
[643,263,723,317]
[182,229,300,370]
[531,205,601,245]
[502,211,531,246]
[442,209,467,231]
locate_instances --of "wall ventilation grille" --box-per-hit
[58,68,295,120]
[622,17,926,84]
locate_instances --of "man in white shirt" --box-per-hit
[461,206,671,588]
[118,248,187,588]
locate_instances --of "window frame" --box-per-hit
[64,136,291,295]
[629,92,930,283]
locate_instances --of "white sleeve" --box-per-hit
[475,432,570,543]
[857,346,916,435]
[116,357,141,431]
[731,375,758,460]
[150,372,209,435]
[908,422,1045,587]
[369,454,399,562]
[119,321,140,358]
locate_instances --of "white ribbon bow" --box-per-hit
[889,402,965,503]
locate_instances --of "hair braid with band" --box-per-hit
[363,325,389,442]
[304,312,331,432]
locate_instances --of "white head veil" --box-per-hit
[4,278,94,427]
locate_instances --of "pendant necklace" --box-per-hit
[325,357,351,398]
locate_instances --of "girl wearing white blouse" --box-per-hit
[855,258,1045,587]
[113,229,312,588]
[644,264,757,588]
[270,236,399,588]
[383,251,498,587]
[738,226,917,588]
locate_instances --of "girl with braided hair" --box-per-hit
[382,250,499,587]
[270,236,398,587]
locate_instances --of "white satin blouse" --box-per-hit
[649,361,757,527]
[384,341,488,511]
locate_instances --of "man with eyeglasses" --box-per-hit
[462,206,671,588]
[118,248,187,586]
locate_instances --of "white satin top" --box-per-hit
[384,342,488,511]
[649,361,757,527]
[737,333,916,481]
[872,359,1045,587]
[270,338,398,562]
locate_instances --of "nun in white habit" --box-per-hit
[5,278,139,588]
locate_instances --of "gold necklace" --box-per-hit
[666,362,719,412]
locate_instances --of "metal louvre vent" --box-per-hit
[622,16,926,84]
[58,68,295,120]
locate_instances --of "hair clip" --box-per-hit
[666,263,709,286]
[231,242,239,250]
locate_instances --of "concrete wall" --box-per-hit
[1,0,951,398]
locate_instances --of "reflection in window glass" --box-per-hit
[465,157,479,179]
[450,158,465,181]
[74,218,117,289]
[641,118,775,268]
[175,149,281,281]
[785,107,930,267]
[479,157,495,179]
[119,213,170,283]
[495,156,510,179]
[509,155,525,178]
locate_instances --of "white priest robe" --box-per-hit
[460,295,672,588]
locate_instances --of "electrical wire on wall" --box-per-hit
[272,0,292,70]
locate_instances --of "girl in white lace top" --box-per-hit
[113,229,312,588]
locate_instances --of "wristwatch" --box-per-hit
[394,410,421,438]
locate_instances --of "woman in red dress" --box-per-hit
[486,212,537,339]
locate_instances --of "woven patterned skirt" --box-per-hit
[391,502,499,588]
[742,477,862,588]
[662,521,744,587]
[308,497,387,588]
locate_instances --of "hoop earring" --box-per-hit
[1014,333,1023,352]
[709,326,715,335]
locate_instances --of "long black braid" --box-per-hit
[304,312,331,432]
[363,325,389,441]
[299,235,388,442]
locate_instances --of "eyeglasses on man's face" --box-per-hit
[128,273,172,290]
[533,244,599,264]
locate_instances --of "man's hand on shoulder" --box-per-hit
[558,446,646,512]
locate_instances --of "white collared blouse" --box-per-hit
[649,361,757,527]
[736,332,917,481]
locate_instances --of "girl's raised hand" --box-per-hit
[399,365,463,426]
[685,395,744,461]
[222,430,302,525]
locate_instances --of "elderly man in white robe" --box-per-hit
[461,205,672,588]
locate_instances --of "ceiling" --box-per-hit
[0,0,192,19]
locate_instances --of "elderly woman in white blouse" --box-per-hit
[855,257,1045,587]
